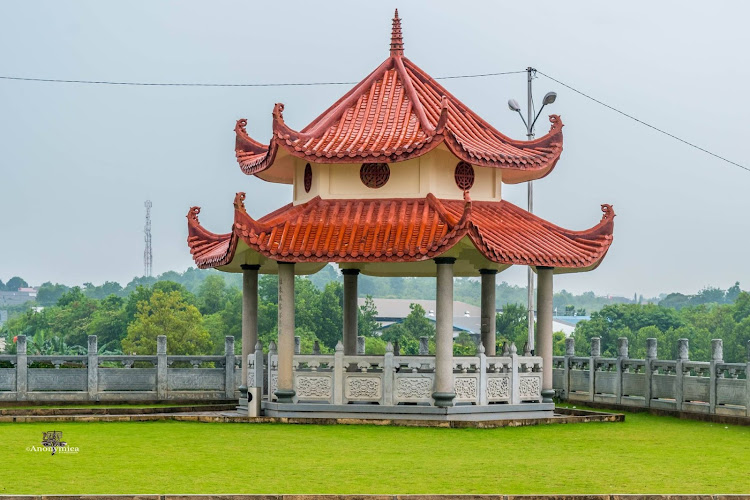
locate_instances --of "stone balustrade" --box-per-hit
[553,337,750,417]
[0,335,241,402]
[251,340,543,406]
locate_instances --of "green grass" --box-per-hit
[0,409,747,495]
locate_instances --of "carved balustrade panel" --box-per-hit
[485,375,511,402]
[394,374,434,403]
[295,374,333,402]
[344,374,383,403]
[716,363,747,407]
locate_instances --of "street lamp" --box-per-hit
[508,67,557,354]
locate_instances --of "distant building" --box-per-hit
[358,298,481,338]
[0,288,37,308]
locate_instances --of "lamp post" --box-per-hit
[508,67,557,354]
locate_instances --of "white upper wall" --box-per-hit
[292,146,502,204]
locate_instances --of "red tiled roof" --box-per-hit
[235,10,564,185]
[187,193,614,271]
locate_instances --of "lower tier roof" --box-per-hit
[186,193,614,275]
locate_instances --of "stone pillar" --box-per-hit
[356,336,366,355]
[294,336,301,355]
[709,338,723,413]
[224,336,235,400]
[433,257,456,407]
[562,337,575,400]
[616,337,628,404]
[589,337,600,402]
[87,335,98,401]
[333,341,344,405]
[383,342,395,405]
[240,264,260,398]
[275,262,296,403]
[675,338,688,411]
[645,338,657,407]
[536,266,554,403]
[419,336,429,355]
[16,335,27,401]
[342,269,360,355]
[479,269,498,356]
[252,341,264,395]
[156,335,167,400]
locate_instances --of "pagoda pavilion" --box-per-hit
[187,11,614,421]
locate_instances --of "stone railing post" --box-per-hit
[157,335,168,400]
[709,339,723,414]
[383,342,394,406]
[589,337,600,402]
[356,336,366,355]
[675,338,688,411]
[562,337,575,400]
[419,336,429,355]
[252,342,264,392]
[616,337,628,405]
[16,335,27,401]
[333,341,344,405]
[478,343,488,405]
[645,338,657,407]
[294,336,301,355]
[267,341,277,400]
[510,342,520,404]
[87,335,98,401]
[225,336,235,399]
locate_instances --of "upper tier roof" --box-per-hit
[235,10,564,185]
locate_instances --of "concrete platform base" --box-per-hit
[262,402,555,422]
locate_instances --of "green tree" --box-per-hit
[36,282,70,306]
[122,290,211,355]
[197,275,228,315]
[496,303,528,349]
[86,294,127,352]
[382,303,435,354]
[5,277,28,291]
[358,295,380,337]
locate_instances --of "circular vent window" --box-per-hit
[454,161,475,190]
[360,163,390,189]
[304,163,312,193]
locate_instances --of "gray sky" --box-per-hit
[1,0,748,297]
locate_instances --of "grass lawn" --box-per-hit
[0,408,747,495]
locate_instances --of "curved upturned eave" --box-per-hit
[186,195,614,273]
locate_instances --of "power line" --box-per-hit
[537,70,749,173]
[0,70,526,87]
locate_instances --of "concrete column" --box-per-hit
[709,338,723,413]
[224,336,235,400]
[536,266,554,403]
[275,262,296,403]
[433,257,456,407]
[616,337,628,404]
[16,335,27,401]
[156,335,167,400]
[240,264,260,396]
[419,336,429,355]
[562,337,575,400]
[479,269,498,356]
[87,335,98,401]
[645,338,657,407]
[342,269,360,356]
[675,338,688,411]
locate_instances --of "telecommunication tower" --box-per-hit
[144,200,153,277]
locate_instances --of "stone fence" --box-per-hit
[0,335,240,402]
[249,339,544,405]
[553,337,750,417]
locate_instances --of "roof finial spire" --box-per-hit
[390,9,404,57]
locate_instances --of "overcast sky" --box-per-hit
[1,0,748,297]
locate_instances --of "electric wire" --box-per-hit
[537,70,749,173]
[0,70,526,87]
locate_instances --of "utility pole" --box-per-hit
[525,67,535,354]
[144,200,153,277]
[508,67,557,355]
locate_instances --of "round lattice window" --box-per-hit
[360,163,390,189]
[454,161,475,190]
[304,163,312,193]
